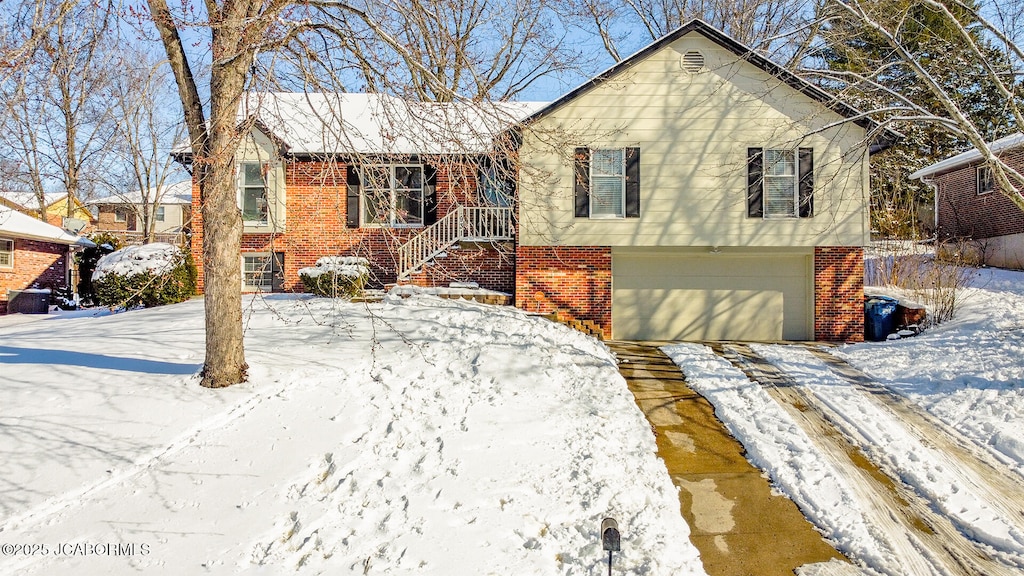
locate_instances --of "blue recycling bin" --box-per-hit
[864,295,899,341]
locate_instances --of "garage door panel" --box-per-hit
[612,252,810,341]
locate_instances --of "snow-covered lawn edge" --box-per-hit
[0,294,704,575]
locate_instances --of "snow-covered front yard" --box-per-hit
[0,293,702,575]
[1,266,1022,576]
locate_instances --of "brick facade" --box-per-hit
[935,147,1024,241]
[814,246,864,342]
[515,246,612,339]
[0,238,69,314]
[191,159,510,294]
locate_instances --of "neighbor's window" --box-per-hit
[590,148,626,218]
[0,238,13,269]
[242,254,272,291]
[362,164,423,227]
[241,162,269,223]
[155,206,166,222]
[763,149,797,218]
[114,209,128,223]
[977,166,994,195]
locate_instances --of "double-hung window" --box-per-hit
[0,238,13,269]
[590,149,626,218]
[763,149,797,217]
[573,147,641,219]
[747,147,814,219]
[242,253,283,292]
[241,162,269,224]
[155,206,166,222]
[977,166,994,195]
[362,165,424,227]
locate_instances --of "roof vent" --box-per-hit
[682,50,705,73]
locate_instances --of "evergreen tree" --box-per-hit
[812,0,1019,238]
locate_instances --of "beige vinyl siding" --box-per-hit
[518,32,869,248]
[611,247,812,341]
[237,128,287,233]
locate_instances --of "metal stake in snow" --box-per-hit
[601,517,620,576]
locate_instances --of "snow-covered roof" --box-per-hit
[0,205,95,247]
[174,93,549,158]
[0,191,72,211]
[90,180,192,206]
[910,132,1024,180]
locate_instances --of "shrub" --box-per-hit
[92,243,197,308]
[299,256,370,298]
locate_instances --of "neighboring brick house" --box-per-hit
[182,20,893,342]
[0,205,94,314]
[910,132,1024,270]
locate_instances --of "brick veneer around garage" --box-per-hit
[515,246,612,339]
[814,246,864,342]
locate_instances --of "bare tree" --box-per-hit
[0,0,120,220]
[297,0,577,102]
[814,0,1024,212]
[107,50,188,243]
[566,0,819,67]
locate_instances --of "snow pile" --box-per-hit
[839,266,1024,475]
[92,242,182,280]
[0,294,704,575]
[296,256,369,279]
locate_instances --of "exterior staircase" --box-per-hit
[396,206,513,280]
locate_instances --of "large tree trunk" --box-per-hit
[198,17,250,388]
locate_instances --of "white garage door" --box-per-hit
[612,249,812,341]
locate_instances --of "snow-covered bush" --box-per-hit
[92,243,197,308]
[299,256,370,298]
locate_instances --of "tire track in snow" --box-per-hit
[713,343,1020,576]
[806,346,1024,526]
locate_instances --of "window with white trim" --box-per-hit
[747,147,813,219]
[114,209,128,223]
[977,166,994,195]
[0,238,13,269]
[763,149,797,217]
[242,254,273,291]
[241,162,269,223]
[155,206,166,222]
[362,164,424,227]
[590,149,626,218]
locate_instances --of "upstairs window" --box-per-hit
[241,162,269,224]
[155,206,166,222]
[747,147,814,218]
[114,209,128,223]
[977,165,994,195]
[590,149,626,218]
[574,147,640,219]
[0,238,12,269]
[362,165,424,227]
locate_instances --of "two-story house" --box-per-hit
[88,180,193,246]
[182,20,894,342]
